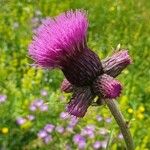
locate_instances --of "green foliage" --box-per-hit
[0,0,150,149]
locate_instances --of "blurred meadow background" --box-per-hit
[0,0,150,149]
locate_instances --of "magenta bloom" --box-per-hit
[29,10,132,117]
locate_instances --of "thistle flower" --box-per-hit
[29,10,131,118]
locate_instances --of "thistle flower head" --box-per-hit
[29,10,88,69]
[29,9,132,118]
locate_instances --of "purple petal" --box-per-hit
[16,117,27,125]
[37,130,48,138]
[0,94,7,103]
[39,104,48,111]
[29,10,88,69]
[44,135,52,144]
[44,124,55,133]
[73,134,85,144]
[93,141,102,149]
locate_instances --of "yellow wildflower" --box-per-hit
[136,113,144,120]
[138,106,145,113]
[1,127,9,134]
[128,108,133,114]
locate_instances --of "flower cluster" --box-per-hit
[29,99,48,112]
[29,10,131,118]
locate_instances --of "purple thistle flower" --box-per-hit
[0,94,7,103]
[44,124,55,133]
[37,130,48,138]
[29,10,132,118]
[16,117,27,125]
[93,141,102,149]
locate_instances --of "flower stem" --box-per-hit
[105,99,134,150]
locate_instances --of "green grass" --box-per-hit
[0,0,150,149]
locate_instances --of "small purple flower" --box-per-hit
[40,89,48,96]
[16,117,26,125]
[78,140,86,149]
[105,117,112,123]
[39,104,48,111]
[44,124,55,133]
[60,112,69,120]
[44,135,52,144]
[118,133,123,139]
[73,134,85,144]
[27,115,35,121]
[29,105,37,111]
[29,9,132,117]
[73,134,86,149]
[93,141,102,149]
[96,115,103,122]
[69,117,79,126]
[55,126,64,133]
[81,125,95,138]
[0,94,7,103]
[37,130,48,138]
[34,99,44,107]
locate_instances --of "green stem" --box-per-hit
[105,99,134,150]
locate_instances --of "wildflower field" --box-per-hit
[0,0,150,149]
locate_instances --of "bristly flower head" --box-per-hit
[29,10,88,69]
[28,9,132,117]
